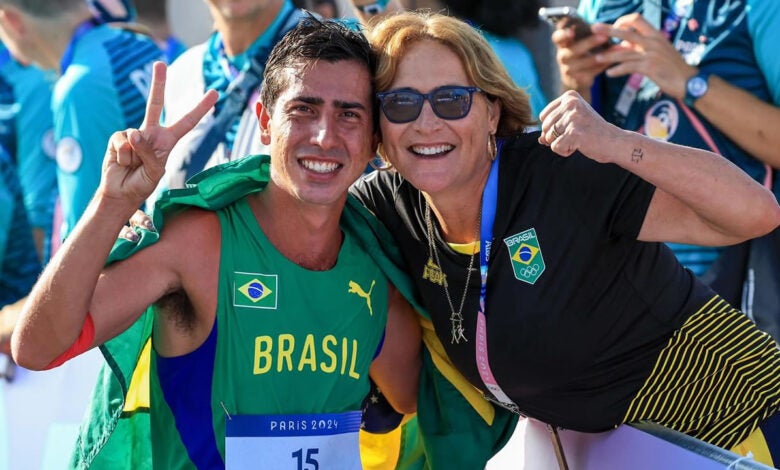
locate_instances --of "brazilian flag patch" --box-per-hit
[503,228,545,284]
[234,272,278,309]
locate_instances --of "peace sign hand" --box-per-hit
[99,61,218,208]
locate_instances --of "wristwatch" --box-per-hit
[684,71,711,107]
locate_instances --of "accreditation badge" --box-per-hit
[225,411,362,469]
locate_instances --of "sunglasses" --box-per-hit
[376,85,484,124]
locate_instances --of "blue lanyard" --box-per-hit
[474,139,520,413]
[479,141,502,311]
[60,19,99,73]
[213,0,295,81]
[215,37,241,80]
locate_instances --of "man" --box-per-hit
[12,18,420,468]
[0,147,38,311]
[149,0,307,207]
[0,44,54,354]
[0,41,56,262]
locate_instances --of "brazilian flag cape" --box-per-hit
[68,155,518,469]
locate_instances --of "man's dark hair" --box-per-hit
[260,16,377,124]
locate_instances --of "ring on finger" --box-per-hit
[551,124,561,139]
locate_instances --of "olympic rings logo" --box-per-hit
[519,264,540,278]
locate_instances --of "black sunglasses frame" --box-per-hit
[376,85,484,124]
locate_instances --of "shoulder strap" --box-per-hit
[183,8,304,181]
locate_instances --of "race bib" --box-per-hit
[225,411,362,469]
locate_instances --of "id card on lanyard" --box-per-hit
[225,411,362,469]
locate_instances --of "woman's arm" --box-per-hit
[369,283,421,414]
[539,91,780,245]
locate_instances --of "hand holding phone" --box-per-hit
[539,7,592,39]
[539,6,612,52]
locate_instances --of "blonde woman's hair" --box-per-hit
[366,10,535,137]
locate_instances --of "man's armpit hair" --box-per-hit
[155,290,197,332]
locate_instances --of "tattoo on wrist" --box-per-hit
[631,148,644,163]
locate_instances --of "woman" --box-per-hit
[351,10,780,465]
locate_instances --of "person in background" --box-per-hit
[306,0,339,19]
[0,147,38,322]
[134,0,186,63]
[552,0,780,280]
[86,0,135,22]
[147,0,309,209]
[350,10,780,467]
[442,0,548,119]
[0,0,162,243]
[349,0,403,25]
[89,0,185,64]
[12,17,420,468]
[350,0,547,120]
[0,41,57,263]
[0,4,161,464]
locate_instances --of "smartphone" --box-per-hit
[538,6,593,41]
[539,6,614,52]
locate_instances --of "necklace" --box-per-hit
[424,201,480,345]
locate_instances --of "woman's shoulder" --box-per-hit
[350,170,417,221]
[351,170,408,200]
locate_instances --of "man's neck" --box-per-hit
[137,17,171,43]
[215,0,285,57]
[249,187,345,271]
[34,10,94,72]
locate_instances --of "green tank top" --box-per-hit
[150,197,389,468]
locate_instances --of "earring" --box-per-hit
[368,153,394,171]
[488,133,497,162]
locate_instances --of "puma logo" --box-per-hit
[348,280,376,316]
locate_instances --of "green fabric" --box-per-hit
[396,416,426,470]
[69,154,516,469]
[69,311,153,469]
[417,353,518,469]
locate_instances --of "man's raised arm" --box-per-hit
[11,63,217,370]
